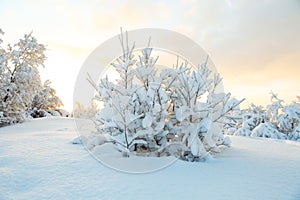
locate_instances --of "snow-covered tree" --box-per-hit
[87,30,244,161]
[27,80,64,118]
[0,29,64,126]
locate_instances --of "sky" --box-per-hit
[0,0,299,110]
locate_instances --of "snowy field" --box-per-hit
[0,117,300,200]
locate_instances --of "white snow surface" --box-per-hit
[1,117,300,200]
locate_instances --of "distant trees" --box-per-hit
[72,101,99,119]
[228,92,300,141]
[86,31,243,161]
[0,29,64,126]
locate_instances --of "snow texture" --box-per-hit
[1,117,300,200]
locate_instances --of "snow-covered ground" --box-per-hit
[0,117,300,200]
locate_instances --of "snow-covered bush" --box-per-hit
[0,29,64,126]
[290,124,300,141]
[251,122,286,139]
[230,92,300,142]
[233,104,267,136]
[222,98,243,135]
[31,80,63,111]
[27,80,64,118]
[87,31,243,161]
[277,104,300,137]
[267,92,284,123]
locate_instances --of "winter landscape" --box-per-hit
[1,117,300,199]
[1,0,300,200]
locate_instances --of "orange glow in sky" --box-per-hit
[1,0,299,110]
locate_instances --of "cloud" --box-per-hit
[177,0,300,105]
[1,0,299,108]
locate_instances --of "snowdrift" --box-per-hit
[0,117,300,200]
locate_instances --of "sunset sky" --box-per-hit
[1,0,299,110]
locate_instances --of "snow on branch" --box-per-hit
[87,30,244,161]
[0,29,65,126]
[227,92,300,141]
